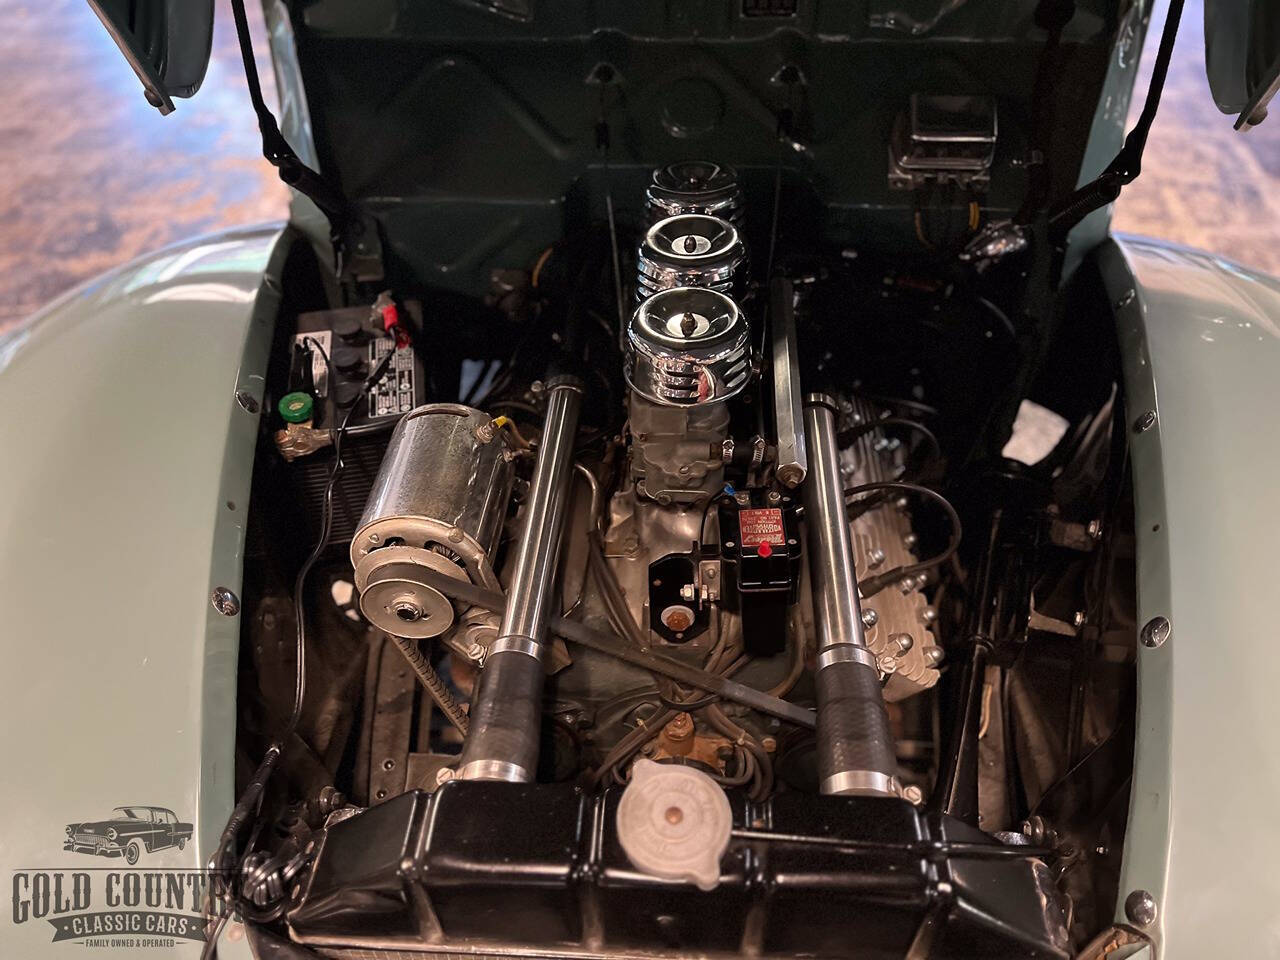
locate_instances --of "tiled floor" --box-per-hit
[0,0,1276,330]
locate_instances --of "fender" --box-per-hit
[0,224,290,956]
[1102,235,1280,958]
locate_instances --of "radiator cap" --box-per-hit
[616,759,731,891]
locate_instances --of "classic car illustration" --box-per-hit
[63,806,194,865]
[2,0,1279,958]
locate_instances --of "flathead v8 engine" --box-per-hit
[226,156,1133,960]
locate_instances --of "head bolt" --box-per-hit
[890,633,914,654]
[861,608,879,627]
[924,647,945,667]
[868,547,886,567]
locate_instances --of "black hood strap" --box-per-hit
[1049,0,1186,238]
[228,0,381,281]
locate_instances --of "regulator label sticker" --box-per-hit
[738,508,786,547]
[369,338,416,419]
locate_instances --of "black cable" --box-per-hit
[699,489,730,545]
[203,347,396,959]
[844,481,962,597]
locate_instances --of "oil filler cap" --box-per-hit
[616,759,732,891]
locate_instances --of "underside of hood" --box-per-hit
[280,0,1127,294]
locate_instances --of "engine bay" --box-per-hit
[221,152,1138,959]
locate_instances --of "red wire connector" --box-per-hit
[372,291,410,349]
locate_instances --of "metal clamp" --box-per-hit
[820,770,902,798]
[486,635,542,660]
[456,759,531,783]
[815,643,878,673]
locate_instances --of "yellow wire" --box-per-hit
[490,416,531,450]
[531,246,554,289]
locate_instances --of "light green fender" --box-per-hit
[0,223,290,958]
[1102,235,1280,958]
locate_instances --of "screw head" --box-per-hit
[1124,889,1158,927]
[466,642,485,662]
[435,768,456,786]
[902,784,924,805]
[1140,616,1171,649]
[211,587,240,617]
[234,390,259,414]
[1133,410,1157,433]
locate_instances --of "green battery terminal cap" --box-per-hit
[278,391,314,423]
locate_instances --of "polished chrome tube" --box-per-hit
[457,375,584,781]
[802,393,899,797]
[770,278,807,488]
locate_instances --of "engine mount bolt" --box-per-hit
[1133,410,1157,433]
[234,390,259,414]
[1140,616,1171,649]
[1124,889,1158,927]
[861,609,879,627]
[211,587,241,617]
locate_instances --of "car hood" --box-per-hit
[86,1,1280,290]
[1205,0,1280,128]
